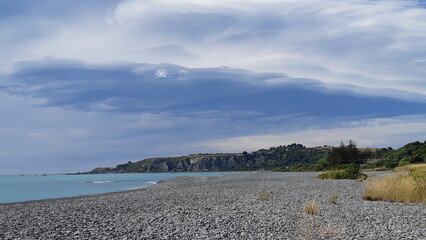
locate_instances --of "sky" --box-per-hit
[1,0,426,174]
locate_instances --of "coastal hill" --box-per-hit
[89,143,327,173]
[89,140,426,173]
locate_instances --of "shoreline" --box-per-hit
[0,173,240,206]
[0,171,239,205]
[1,172,425,239]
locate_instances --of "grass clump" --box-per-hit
[317,164,365,180]
[328,194,338,204]
[257,192,270,201]
[303,200,318,215]
[363,166,426,204]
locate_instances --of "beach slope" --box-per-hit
[1,172,425,239]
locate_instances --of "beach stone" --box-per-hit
[0,172,425,239]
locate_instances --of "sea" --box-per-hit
[0,172,235,204]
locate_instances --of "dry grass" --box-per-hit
[303,200,318,215]
[328,194,338,204]
[362,170,426,204]
[256,192,270,201]
[394,163,426,172]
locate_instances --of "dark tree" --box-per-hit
[328,140,363,165]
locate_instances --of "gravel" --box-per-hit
[1,172,425,240]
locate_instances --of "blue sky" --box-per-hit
[1,0,426,174]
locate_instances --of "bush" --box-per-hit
[271,167,288,172]
[398,160,411,166]
[315,158,330,170]
[384,161,398,169]
[317,164,364,179]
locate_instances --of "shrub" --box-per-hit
[271,167,288,172]
[315,158,331,170]
[384,161,398,169]
[317,170,345,179]
[362,159,398,170]
[398,160,411,167]
[317,164,363,179]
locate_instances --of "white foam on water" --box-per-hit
[81,180,114,184]
[126,186,146,190]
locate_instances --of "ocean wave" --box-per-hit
[126,186,145,190]
[147,181,158,184]
[81,180,114,184]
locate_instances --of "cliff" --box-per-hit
[89,143,328,173]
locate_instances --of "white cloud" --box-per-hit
[178,69,188,74]
[155,69,168,78]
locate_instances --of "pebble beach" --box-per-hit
[1,172,425,240]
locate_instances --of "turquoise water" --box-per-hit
[0,172,234,204]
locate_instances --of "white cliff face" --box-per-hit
[189,157,200,165]
[139,154,246,172]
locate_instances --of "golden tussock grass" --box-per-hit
[303,200,318,215]
[362,168,426,205]
[328,194,338,204]
[394,163,426,172]
[256,192,270,201]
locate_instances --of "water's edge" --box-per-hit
[0,172,238,204]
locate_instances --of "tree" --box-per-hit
[327,140,363,165]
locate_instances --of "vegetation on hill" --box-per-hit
[383,141,426,163]
[363,141,426,169]
[88,140,425,174]
[286,140,374,173]
[240,143,328,171]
